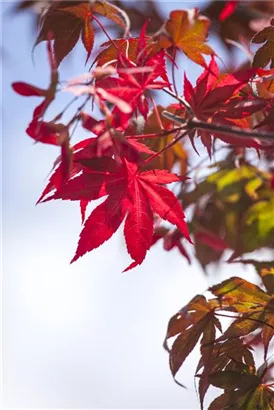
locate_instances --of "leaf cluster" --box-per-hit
[165,275,274,409]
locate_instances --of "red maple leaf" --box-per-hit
[183,56,266,154]
[95,23,170,119]
[42,157,190,271]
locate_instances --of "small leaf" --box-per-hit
[159,9,214,67]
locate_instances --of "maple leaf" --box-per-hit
[209,276,271,312]
[96,27,170,120]
[208,362,274,410]
[164,295,220,401]
[182,56,265,154]
[209,277,274,358]
[198,339,255,376]
[34,0,129,66]
[252,19,274,68]
[152,9,214,67]
[42,158,190,270]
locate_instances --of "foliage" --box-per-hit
[11,0,274,408]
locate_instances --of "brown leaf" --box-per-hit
[252,21,274,68]
[165,295,220,381]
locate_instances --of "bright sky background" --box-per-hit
[2,1,258,409]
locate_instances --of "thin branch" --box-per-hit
[190,118,274,142]
[163,111,274,142]
[215,312,274,330]
[162,88,192,115]
[92,14,120,52]
[126,126,185,140]
[171,48,179,97]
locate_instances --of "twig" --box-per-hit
[163,111,274,142]
[162,88,192,115]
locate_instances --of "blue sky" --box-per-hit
[2,1,257,408]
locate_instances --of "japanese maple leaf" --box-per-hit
[252,19,274,69]
[96,24,170,119]
[208,361,274,410]
[35,0,129,66]
[164,294,221,407]
[96,56,169,119]
[42,158,190,271]
[152,9,214,67]
[209,277,274,358]
[183,56,266,153]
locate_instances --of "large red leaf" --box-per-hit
[44,156,190,270]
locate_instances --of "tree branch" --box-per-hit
[162,111,274,142]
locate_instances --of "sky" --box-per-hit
[1,1,258,409]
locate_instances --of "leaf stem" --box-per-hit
[92,14,120,52]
